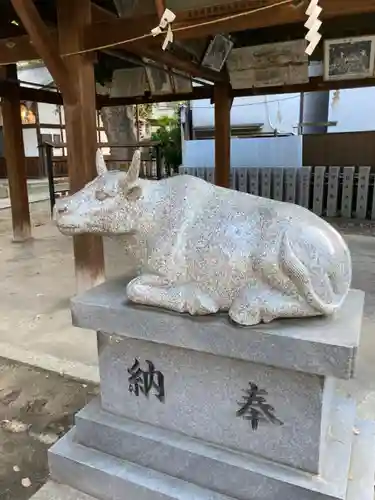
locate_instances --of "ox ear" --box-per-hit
[96,149,107,176]
[126,149,141,184]
[118,172,142,200]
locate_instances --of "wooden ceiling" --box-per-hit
[2,0,375,104]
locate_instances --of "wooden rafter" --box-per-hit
[84,0,375,51]
[0,80,63,104]
[10,0,76,103]
[91,2,226,84]
[132,45,227,82]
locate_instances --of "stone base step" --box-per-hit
[31,481,97,499]
[47,417,375,500]
[47,398,375,500]
[49,429,237,500]
[72,396,354,500]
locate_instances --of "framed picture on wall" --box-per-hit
[324,35,375,81]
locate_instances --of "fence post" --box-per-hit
[45,143,56,215]
[155,144,162,180]
[284,168,297,204]
[326,166,340,217]
[341,167,355,218]
[260,168,272,199]
[297,167,311,208]
[312,166,326,216]
[356,166,371,219]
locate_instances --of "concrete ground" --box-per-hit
[0,359,98,499]
[0,201,375,420]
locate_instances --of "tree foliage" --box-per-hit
[152,115,182,172]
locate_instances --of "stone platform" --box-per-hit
[45,278,375,499]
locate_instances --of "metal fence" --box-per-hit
[39,141,170,213]
[179,166,375,220]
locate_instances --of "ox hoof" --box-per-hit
[186,294,219,316]
[229,306,261,327]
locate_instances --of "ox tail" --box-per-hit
[280,225,352,316]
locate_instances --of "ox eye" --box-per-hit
[95,191,110,201]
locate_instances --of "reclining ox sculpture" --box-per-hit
[55,150,352,326]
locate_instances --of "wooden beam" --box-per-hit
[0,1,113,65]
[91,3,226,84]
[132,45,227,83]
[10,0,76,104]
[0,65,31,242]
[0,33,39,65]
[232,75,375,96]
[97,74,375,106]
[154,0,165,19]
[97,85,213,107]
[0,81,63,104]
[84,0,375,51]
[57,0,105,292]
[214,82,231,188]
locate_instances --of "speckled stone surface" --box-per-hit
[31,481,97,499]
[74,395,355,500]
[56,149,352,326]
[97,331,330,473]
[71,278,364,379]
[48,405,375,500]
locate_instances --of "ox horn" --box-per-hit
[96,148,107,175]
[127,149,141,184]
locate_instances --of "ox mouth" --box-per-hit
[56,224,83,235]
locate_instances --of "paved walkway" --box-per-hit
[1,201,375,419]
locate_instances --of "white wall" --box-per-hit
[22,128,38,157]
[328,87,375,133]
[38,102,60,125]
[183,136,302,168]
[192,94,301,134]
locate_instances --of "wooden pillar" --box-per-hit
[1,64,31,242]
[57,0,105,291]
[214,82,231,188]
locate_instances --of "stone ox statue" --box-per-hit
[55,149,351,326]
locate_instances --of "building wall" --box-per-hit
[183,136,302,168]
[192,94,301,134]
[328,87,375,133]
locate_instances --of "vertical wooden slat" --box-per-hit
[260,167,272,199]
[356,166,371,219]
[272,168,284,201]
[0,64,31,242]
[230,169,235,190]
[248,168,259,195]
[341,167,355,218]
[237,168,248,192]
[206,168,214,184]
[297,166,311,208]
[326,166,340,217]
[214,82,231,188]
[372,173,375,220]
[284,168,297,204]
[312,166,326,216]
[196,167,205,180]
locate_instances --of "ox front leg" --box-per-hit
[229,285,316,326]
[126,274,219,315]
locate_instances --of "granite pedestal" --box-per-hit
[47,278,375,500]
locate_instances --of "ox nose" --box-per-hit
[57,205,68,214]
[53,202,68,221]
